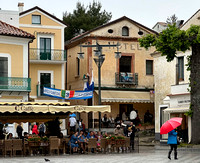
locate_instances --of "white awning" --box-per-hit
[95,90,153,103]
[164,107,189,113]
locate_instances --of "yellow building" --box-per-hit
[19,5,67,102]
[0,20,35,102]
[66,16,157,128]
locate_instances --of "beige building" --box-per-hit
[0,18,35,136]
[152,10,200,142]
[66,16,157,128]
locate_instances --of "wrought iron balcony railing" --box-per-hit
[115,72,138,85]
[0,77,31,91]
[29,48,66,61]
[37,84,55,97]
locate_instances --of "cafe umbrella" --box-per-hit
[160,117,182,134]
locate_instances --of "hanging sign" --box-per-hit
[43,87,93,100]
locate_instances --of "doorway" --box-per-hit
[40,38,51,60]
[40,73,51,96]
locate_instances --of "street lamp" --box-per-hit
[78,41,121,131]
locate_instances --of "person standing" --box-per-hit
[32,124,39,135]
[16,123,23,139]
[128,122,137,150]
[69,115,76,133]
[167,129,178,160]
[39,122,46,137]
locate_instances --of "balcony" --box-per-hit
[0,77,31,92]
[115,72,138,85]
[29,48,66,62]
[37,84,55,97]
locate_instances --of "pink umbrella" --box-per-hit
[160,117,182,135]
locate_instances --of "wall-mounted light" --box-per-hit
[77,45,84,59]
[94,50,101,57]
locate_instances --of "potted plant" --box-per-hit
[27,137,41,146]
[40,136,49,146]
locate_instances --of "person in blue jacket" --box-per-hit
[69,131,79,153]
[167,129,178,160]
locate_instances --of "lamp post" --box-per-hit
[78,41,121,131]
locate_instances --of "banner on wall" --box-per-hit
[43,87,93,100]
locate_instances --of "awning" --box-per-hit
[49,105,111,113]
[164,107,189,113]
[0,105,111,114]
[95,90,153,103]
[0,102,70,106]
[0,104,111,123]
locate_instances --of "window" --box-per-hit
[146,60,153,75]
[119,56,132,73]
[76,57,80,76]
[122,26,129,36]
[32,15,41,24]
[0,57,8,77]
[178,57,184,81]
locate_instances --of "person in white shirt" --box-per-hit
[69,116,76,133]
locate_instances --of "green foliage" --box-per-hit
[63,1,112,41]
[139,24,191,62]
[184,104,193,117]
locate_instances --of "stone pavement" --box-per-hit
[0,146,200,163]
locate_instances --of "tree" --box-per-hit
[139,24,200,144]
[166,14,178,25]
[63,1,112,41]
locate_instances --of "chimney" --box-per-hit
[18,2,24,13]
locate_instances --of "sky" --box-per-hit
[1,0,200,28]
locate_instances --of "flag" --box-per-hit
[84,71,94,91]
[88,70,94,90]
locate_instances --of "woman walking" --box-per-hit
[167,129,178,160]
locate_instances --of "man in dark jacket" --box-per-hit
[128,122,137,150]
[16,123,23,139]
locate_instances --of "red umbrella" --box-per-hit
[160,117,182,134]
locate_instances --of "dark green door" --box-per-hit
[40,73,51,95]
[40,38,51,60]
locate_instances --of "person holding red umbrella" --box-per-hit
[160,117,182,160]
[167,129,178,160]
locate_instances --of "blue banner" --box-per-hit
[43,87,93,100]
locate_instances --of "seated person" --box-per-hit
[78,130,86,153]
[96,131,102,151]
[108,115,115,127]
[102,114,109,128]
[69,131,79,153]
[7,133,13,139]
[114,125,124,136]
[87,131,95,139]
[23,132,29,141]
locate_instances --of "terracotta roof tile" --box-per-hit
[0,20,35,39]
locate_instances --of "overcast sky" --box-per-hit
[1,0,200,28]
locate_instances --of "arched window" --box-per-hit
[122,26,129,36]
